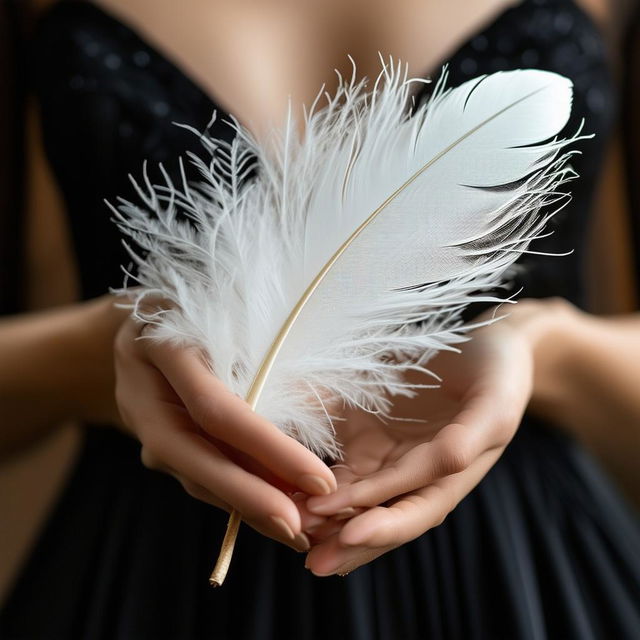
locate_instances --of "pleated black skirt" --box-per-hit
[1,419,639,640]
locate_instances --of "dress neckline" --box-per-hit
[50,0,601,128]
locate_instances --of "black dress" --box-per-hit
[2,1,640,638]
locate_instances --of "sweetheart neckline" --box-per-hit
[45,0,603,131]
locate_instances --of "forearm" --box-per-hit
[527,302,640,499]
[0,296,126,457]
[531,307,640,426]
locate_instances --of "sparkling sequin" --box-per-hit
[573,72,592,92]
[496,35,515,55]
[553,10,574,34]
[104,53,122,70]
[471,35,489,52]
[133,50,151,67]
[581,32,601,56]
[551,41,581,68]
[531,9,554,35]
[153,101,170,117]
[490,56,509,71]
[586,87,605,113]
[520,49,540,67]
[459,57,478,75]
[84,41,100,57]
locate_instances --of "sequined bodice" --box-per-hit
[33,0,614,304]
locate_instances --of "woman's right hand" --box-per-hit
[113,315,337,552]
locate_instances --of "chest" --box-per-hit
[94,0,519,135]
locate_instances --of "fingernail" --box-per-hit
[269,515,295,540]
[309,568,334,577]
[292,532,310,552]
[333,507,356,521]
[298,474,332,496]
[304,560,342,577]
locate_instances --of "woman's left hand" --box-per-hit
[303,306,536,577]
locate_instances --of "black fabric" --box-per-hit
[0,0,29,314]
[623,6,640,280]
[2,0,640,638]
[3,424,640,640]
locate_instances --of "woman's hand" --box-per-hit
[113,315,338,552]
[303,307,536,576]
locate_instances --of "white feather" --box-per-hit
[112,60,585,458]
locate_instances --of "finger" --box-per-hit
[292,483,362,542]
[144,340,337,496]
[138,446,232,513]
[173,476,232,512]
[305,505,367,544]
[319,464,367,522]
[307,464,366,523]
[340,447,501,549]
[307,388,516,516]
[140,402,310,543]
[291,492,328,533]
[331,464,360,487]
[210,441,298,494]
[304,532,393,577]
[293,465,362,541]
[174,479,310,552]
[146,454,310,552]
[306,448,502,576]
[248,515,311,553]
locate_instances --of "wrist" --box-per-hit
[520,298,588,422]
[62,295,129,424]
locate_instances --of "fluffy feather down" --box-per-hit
[111,60,585,458]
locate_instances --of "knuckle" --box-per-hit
[548,296,570,313]
[431,488,456,529]
[432,511,449,528]
[113,326,129,357]
[114,321,141,358]
[180,479,206,502]
[492,406,521,446]
[140,445,162,471]
[438,440,471,476]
